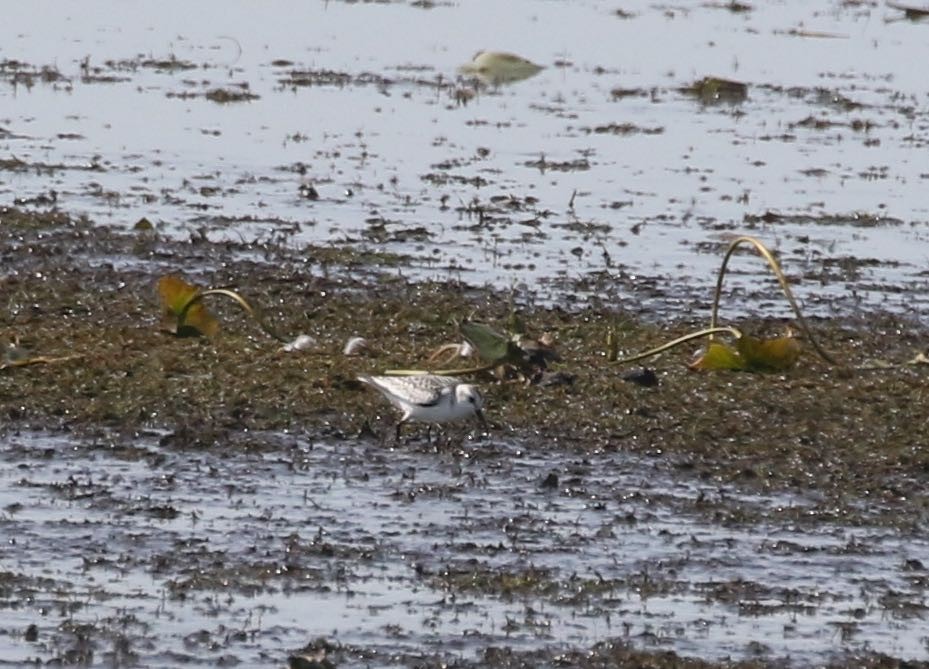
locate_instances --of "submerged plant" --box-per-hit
[683,76,748,104]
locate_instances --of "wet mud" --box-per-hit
[2,210,929,667]
[4,1,929,666]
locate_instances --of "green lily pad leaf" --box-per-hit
[689,340,745,371]
[691,332,802,372]
[737,331,802,372]
[460,320,518,365]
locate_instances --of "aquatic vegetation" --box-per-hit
[157,274,281,340]
[616,236,833,372]
[1,336,82,371]
[157,275,221,337]
[460,320,558,377]
[682,76,748,103]
[204,85,259,103]
[4,0,929,663]
[459,320,519,367]
[378,315,557,385]
[690,329,802,372]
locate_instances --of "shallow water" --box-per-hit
[4,3,929,666]
[0,430,926,666]
[2,1,929,318]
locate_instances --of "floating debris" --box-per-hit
[887,1,929,20]
[585,122,664,136]
[776,28,848,39]
[204,85,259,103]
[683,76,748,103]
[708,0,753,12]
[621,367,659,387]
[298,183,319,200]
[458,51,544,86]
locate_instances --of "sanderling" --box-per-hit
[358,374,487,440]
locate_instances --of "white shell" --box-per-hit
[343,336,370,356]
[280,334,316,352]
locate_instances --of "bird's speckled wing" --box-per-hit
[359,375,461,407]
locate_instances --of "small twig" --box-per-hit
[384,364,495,377]
[427,343,467,364]
[849,351,929,372]
[0,353,83,371]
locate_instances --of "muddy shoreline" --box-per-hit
[2,208,928,667]
[4,208,929,510]
[5,1,929,664]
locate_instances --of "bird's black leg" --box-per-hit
[476,409,488,430]
[395,419,406,443]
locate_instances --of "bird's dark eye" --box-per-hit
[468,396,476,404]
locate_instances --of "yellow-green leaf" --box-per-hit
[737,332,802,372]
[690,332,801,372]
[157,275,219,337]
[689,341,745,371]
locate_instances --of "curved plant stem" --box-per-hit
[179,288,285,342]
[711,236,836,365]
[613,326,742,365]
[0,353,83,371]
[384,364,495,377]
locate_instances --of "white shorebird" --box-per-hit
[358,374,487,440]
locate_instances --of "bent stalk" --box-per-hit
[711,236,836,364]
[178,288,285,342]
[613,326,742,365]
